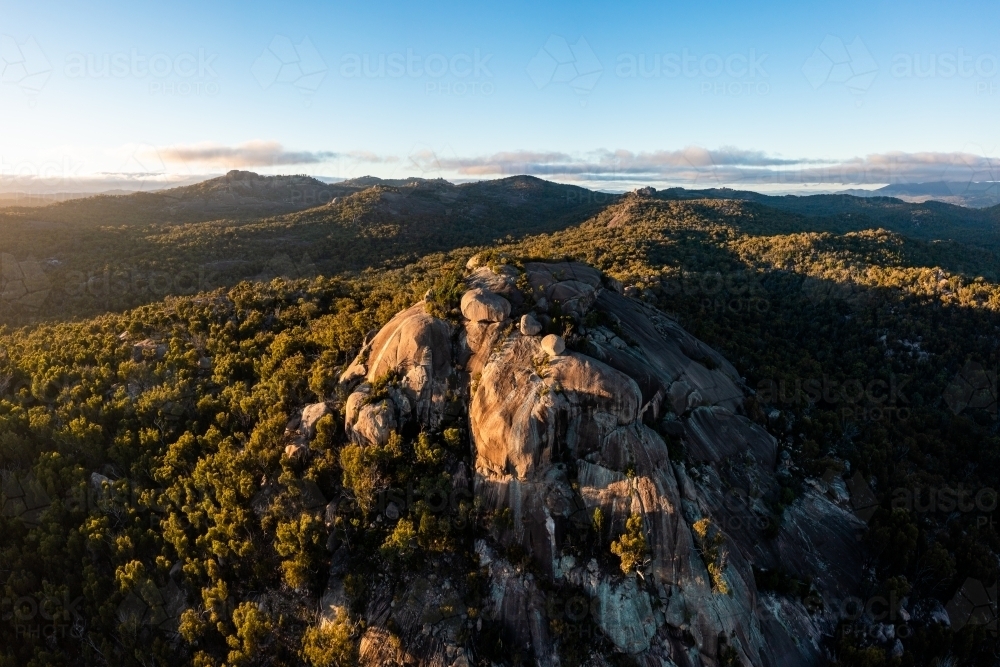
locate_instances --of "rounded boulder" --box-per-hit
[541,334,566,357]
[461,288,511,323]
[520,313,542,336]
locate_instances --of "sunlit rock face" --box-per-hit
[341,302,453,445]
[338,259,865,667]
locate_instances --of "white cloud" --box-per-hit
[156,140,338,168]
[418,147,998,190]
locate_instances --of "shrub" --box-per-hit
[301,615,357,667]
[692,518,729,594]
[611,513,647,574]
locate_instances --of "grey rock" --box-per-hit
[131,338,167,362]
[461,288,511,322]
[540,334,565,356]
[300,402,333,439]
[348,399,397,447]
[89,472,111,491]
[520,313,542,336]
[345,302,452,431]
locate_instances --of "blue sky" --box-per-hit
[1,0,998,193]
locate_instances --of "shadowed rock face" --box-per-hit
[338,260,865,667]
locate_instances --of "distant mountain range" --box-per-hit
[0,190,140,207]
[3,173,998,210]
[837,181,1000,208]
[0,172,605,324]
[0,171,365,223]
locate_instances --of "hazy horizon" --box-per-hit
[0,169,990,201]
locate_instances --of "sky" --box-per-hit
[1,0,998,194]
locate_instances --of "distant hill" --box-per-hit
[653,185,1000,249]
[0,191,141,207]
[0,170,365,224]
[837,181,1000,208]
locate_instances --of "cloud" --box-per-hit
[422,147,999,189]
[156,141,338,167]
[421,147,827,181]
[343,150,399,164]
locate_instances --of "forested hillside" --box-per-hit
[1,182,998,666]
[658,186,1000,253]
[0,175,607,326]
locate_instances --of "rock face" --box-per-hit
[337,259,865,667]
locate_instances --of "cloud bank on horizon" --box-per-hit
[403,147,999,189]
[2,143,996,195]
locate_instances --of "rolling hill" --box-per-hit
[0,174,608,326]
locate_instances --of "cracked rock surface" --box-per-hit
[338,259,865,667]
